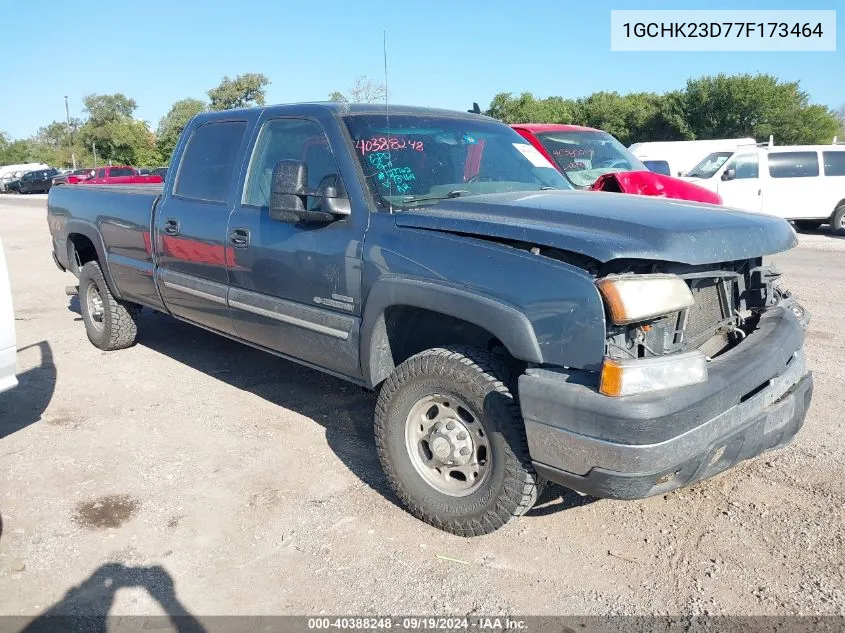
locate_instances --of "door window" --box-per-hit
[97,169,106,179]
[768,152,819,178]
[175,121,248,203]
[242,118,343,210]
[724,154,759,179]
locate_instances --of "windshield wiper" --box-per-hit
[401,190,474,205]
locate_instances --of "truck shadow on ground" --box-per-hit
[17,563,205,633]
[794,225,845,239]
[133,311,593,519]
[0,341,56,440]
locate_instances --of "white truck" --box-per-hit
[0,239,17,393]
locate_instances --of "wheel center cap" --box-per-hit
[431,436,451,460]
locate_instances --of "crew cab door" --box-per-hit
[717,152,762,212]
[226,115,366,379]
[154,119,249,334]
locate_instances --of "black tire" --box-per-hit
[832,205,845,237]
[375,346,543,536]
[78,261,140,350]
[793,220,822,232]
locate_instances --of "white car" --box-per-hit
[0,239,17,393]
[683,145,845,233]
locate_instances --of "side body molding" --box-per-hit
[361,276,543,387]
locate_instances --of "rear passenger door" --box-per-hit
[154,119,249,334]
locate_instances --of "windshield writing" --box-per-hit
[536,131,645,187]
[344,114,569,207]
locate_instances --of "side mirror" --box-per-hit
[721,168,736,181]
[269,160,351,223]
[269,160,308,222]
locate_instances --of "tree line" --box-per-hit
[0,73,271,169]
[487,74,844,147]
[1,72,843,169]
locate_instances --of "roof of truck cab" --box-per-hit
[197,102,499,121]
[510,123,601,133]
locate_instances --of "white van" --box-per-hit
[0,239,17,394]
[683,145,845,233]
[629,139,756,178]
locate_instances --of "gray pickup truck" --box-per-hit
[47,103,812,536]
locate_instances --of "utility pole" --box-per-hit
[92,141,97,168]
[64,96,77,169]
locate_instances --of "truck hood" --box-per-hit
[393,190,797,265]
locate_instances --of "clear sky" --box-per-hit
[0,0,842,139]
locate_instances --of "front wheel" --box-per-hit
[78,261,140,350]
[375,346,543,536]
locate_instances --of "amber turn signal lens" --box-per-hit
[599,358,625,397]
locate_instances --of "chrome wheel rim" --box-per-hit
[404,394,491,497]
[86,283,105,332]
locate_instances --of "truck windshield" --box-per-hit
[534,130,646,188]
[343,114,569,208]
[687,152,734,179]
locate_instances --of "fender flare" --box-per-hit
[64,219,123,300]
[360,276,543,387]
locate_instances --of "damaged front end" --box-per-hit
[602,258,810,366]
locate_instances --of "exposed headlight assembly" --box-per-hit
[596,274,693,325]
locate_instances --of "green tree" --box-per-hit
[156,98,206,163]
[485,92,578,124]
[573,91,692,146]
[0,133,34,164]
[82,94,138,125]
[485,91,690,145]
[77,93,161,166]
[682,74,840,144]
[208,73,270,111]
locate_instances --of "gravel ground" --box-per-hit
[0,195,843,618]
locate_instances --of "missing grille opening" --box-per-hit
[740,380,771,403]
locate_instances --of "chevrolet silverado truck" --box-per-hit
[47,103,812,536]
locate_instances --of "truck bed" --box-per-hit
[48,183,164,310]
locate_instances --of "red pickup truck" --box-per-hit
[511,124,721,204]
[81,166,163,185]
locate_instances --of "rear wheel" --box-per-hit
[375,346,543,536]
[832,205,845,237]
[793,220,822,231]
[78,261,140,350]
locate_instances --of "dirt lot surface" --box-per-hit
[1,195,843,618]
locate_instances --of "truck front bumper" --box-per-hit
[518,306,812,500]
